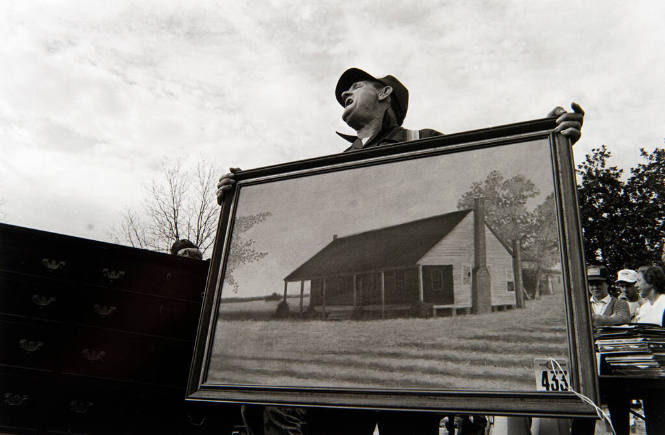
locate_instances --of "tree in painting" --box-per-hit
[224,212,272,293]
[458,170,559,297]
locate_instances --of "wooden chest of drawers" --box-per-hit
[0,223,239,433]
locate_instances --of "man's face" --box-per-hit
[618,282,639,301]
[340,80,382,129]
[177,247,203,260]
[588,280,609,300]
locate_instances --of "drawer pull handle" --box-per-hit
[32,294,57,307]
[19,339,44,353]
[3,393,29,407]
[159,304,175,317]
[81,348,106,362]
[41,258,66,271]
[69,400,93,414]
[93,304,117,317]
[102,268,125,281]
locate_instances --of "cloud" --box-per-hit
[1,0,664,243]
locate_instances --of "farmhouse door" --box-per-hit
[356,272,381,306]
[422,266,453,305]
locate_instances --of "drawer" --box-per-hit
[134,258,208,300]
[48,375,131,433]
[0,319,63,371]
[61,328,141,381]
[71,286,201,339]
[0,272,70,322]
[0,239,85,281]
[138,337,194,387]
[79,247,135,291]
[61,328,193,387]
[0,370,56,431]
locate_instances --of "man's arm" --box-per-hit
[593,298,631,326]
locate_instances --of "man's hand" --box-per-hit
[216,167,241,205]
[548,102,584,145]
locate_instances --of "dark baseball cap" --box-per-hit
[587,265,609,282]
[335,68,409,126]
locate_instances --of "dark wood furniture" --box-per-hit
[599,375,665,435]
[0,223,240,434]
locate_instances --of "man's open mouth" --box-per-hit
[345,97,353,107]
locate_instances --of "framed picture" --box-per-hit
[186,118,598,417]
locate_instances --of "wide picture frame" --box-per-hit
[186,118,598,418]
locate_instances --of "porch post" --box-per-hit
[418,265,424,302]
[322,278,327,318]
[300,280,304,315]
[380,271,385,319]
[352,274,357,306]
[512,239,525,309]
[283,281,288,302]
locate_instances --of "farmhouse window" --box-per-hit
[462,264,471,285]
[506,268,515,292]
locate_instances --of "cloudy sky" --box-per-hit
[1,1,663,244]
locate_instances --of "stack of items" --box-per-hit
[594,324,665,377]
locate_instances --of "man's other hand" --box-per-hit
[216,167,241,205]
[549,102,584,145]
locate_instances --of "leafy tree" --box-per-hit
[575,145,629,273]
[576,145,665,275]
[522,193,560,297]
[458,170,556,298]
[623,147,665,267]
[457,170,539,243]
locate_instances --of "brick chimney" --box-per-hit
[472,197,492,314]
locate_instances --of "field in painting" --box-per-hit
[208,294,569,392]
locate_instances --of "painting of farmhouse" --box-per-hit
[207,138,571,392]
[287,206,515,319]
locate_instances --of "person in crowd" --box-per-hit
[587,265,630,326]
[217,68,584,435]
[615,269,643,322]
[606,266,665,435]
[170,239,203,260]
[635,265,665,326]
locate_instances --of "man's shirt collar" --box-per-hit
[337,126,406,152]
[591,294,611,305]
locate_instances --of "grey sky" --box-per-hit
[1,1,663,243]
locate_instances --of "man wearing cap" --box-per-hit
[170,239,204,260]
[333,68,442,150]
[587,265,630,326]
[217,68,585,435]
[616,269,643,322]
[217,67,584,201]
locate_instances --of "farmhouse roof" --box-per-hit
[285,209,472,281]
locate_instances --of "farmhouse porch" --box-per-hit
[283,200,518,319]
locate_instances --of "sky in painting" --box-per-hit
[1,1,664,244]
[228,139,553,297]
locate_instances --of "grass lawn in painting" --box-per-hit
[208,293,569,392]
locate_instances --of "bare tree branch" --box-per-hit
[110,159,219,257]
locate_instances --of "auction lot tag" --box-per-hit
[534,358,569,392]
